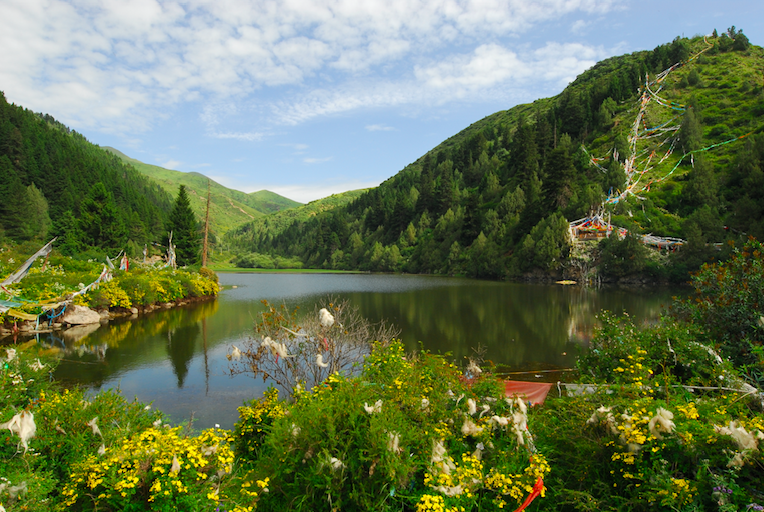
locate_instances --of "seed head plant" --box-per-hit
[228,298,400,396]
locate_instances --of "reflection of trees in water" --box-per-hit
[166,322,200,388]
[51,300,219,387]
[343,283,574,367]
[344,283,673,369]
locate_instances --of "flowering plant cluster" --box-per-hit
[535,310,764,511]
[61,426,235,511]
[231,340,550,511]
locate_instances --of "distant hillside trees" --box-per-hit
[0,91,170,252]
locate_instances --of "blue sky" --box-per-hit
[1,0,762,203]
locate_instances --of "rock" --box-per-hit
[98,309,110,318]
[62,305,101,325]
[130,307,139,315]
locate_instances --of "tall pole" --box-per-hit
[202,179,210,267]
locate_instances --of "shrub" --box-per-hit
[671,238,764,384]
[236,342,551,511]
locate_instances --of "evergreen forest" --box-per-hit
[0,93,171,255]
[226,29,764,281]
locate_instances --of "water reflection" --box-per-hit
[19,274,681,429]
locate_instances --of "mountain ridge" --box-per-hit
[225,30,764,280]
[103,146,302,237]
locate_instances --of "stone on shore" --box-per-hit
[62,305,101,325]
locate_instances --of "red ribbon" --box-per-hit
[513,477,544,512]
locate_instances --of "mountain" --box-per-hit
[227,189,368,253]
[0,93,171,253]
[103,147,302,237]
[226,29,764,280]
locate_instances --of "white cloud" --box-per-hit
[161,159,182,169]
[0,0,622,135]
[366,124,395,131]
[303,157,333,164]
[211,131,266,142]
[245,180,381,204]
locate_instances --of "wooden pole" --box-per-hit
[202,179,210,267]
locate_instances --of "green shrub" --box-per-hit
[234,342,551,511]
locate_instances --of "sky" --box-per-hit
[1,1,762,203]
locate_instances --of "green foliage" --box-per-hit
[78,182,127,250]
[168,185,200,267]
[236,341,550,511]
[598,232,650,278]
[0,94,170,247]
[218,33,764,281]
[535,311,764,512]
[671,238,764,382]
[1,246,218,324]
[0,346,256,512]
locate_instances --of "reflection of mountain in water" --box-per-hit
[166,323,200,388]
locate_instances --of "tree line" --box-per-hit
[226,31,762,280]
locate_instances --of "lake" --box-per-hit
[46,273,679,429]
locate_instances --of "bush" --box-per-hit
[598,232,649,278]
[234,341,551,511]
[671,238,764,383]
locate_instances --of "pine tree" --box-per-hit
[168,185,200,266]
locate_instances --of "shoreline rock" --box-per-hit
[0,294,216,340]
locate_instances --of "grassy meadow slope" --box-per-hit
[104,147,302,237]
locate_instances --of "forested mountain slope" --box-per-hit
[104,147,302,237]
[0,93,171,254]
[226,29,764,279]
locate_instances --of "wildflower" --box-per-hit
[291,424,301,437]
[387,431,401,453]
[87,417,103,437]
[28,358,45,371]
[648,408,675,440]
[421,398,430,410]
[364,400,383,414]
[316,354,329,368]
[144,405,151,411]
[467,359,482,376]
[319,308,335,328]
[461,417,483,437]
[467,398,477,415]
[0,411,36,452]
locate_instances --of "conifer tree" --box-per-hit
[168,185,200,266]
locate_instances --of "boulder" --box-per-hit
[62,305,101,325]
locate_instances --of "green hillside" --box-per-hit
[226,29,764,280]
[0,94,171,253]
[104,147,302,237]
[227,189,368,260]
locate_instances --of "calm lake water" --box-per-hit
[42,273,679,429]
